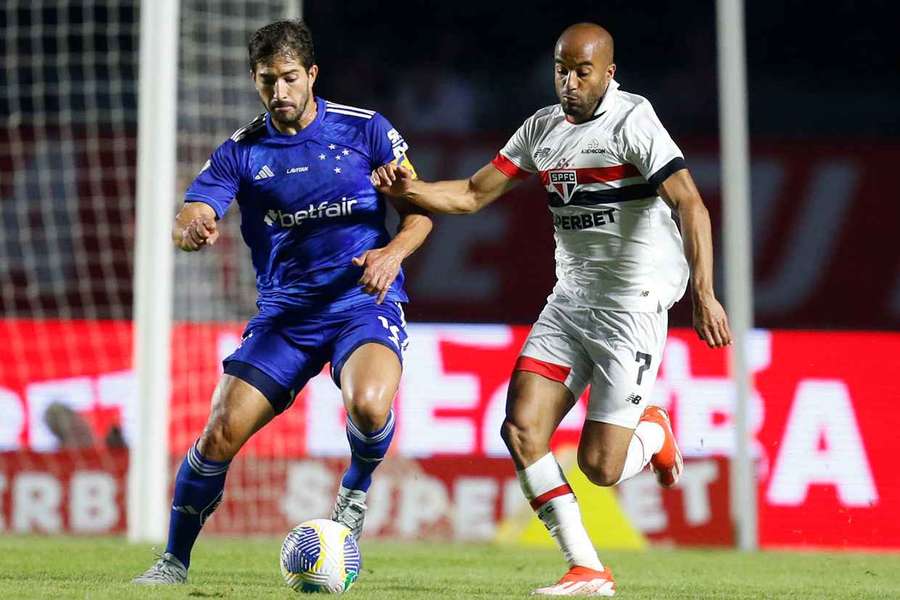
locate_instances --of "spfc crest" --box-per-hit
[549,170,577,205]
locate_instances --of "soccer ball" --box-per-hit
[280,519,361,594]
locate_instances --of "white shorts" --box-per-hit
[516,296,668,429]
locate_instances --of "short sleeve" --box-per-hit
[623,101,686,189]
[492,119,537,180]
[184,139,242,219]
[366,113,410,167]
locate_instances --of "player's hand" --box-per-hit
[692,294,733,348]
[370,163,414,198]
[352,248,402,304]
[179,215,219,251]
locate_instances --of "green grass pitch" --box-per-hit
[1,536,898,599]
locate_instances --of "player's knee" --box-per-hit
[577,453,622,487]
[501,418,543,464]
[197,419,242,462]
[499,418,520,451]
[345,386,390,432]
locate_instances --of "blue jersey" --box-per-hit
[184,97,412,313]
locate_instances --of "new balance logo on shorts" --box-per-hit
[626,393,642,405]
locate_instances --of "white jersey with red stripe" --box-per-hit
[492,80,689,312]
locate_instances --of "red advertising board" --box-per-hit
[0,449,128,534]
[0,319,897,549]
[754,332,899,549]
[0,448,730,546]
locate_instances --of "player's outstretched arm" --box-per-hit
[658,169,733,349]
[371,162,519,215]
[173,201,220,252]
[353,197,433,304]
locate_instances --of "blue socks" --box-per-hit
[340,410,395,493]
[165,442,230,569]
[164,413,393,569]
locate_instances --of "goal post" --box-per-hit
[128,0,306,544]
[715,0,757,551]
[283,0,303,19]
[128,0,180,543]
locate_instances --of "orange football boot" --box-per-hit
[640,405,683,488]
[532,565,616,597]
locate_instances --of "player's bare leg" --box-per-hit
[578,408,679,490]
[332,343,402,539]
[133,376,275,584]
[577,421,637,486]
[197,375,276,460]
[502,370,575,468]
[502,371,615,597]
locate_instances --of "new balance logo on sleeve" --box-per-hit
[254,165,275,180]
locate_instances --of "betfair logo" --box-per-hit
[264,198,358,228]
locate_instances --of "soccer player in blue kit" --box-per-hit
[133,20,432,584]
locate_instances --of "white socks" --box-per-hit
[615,420,665,484]
[515,425,665,570]
[517,452,603,571]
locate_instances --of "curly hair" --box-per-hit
[248,20,315,71]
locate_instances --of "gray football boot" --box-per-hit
[331,485,368,540]
[132,552,188,585]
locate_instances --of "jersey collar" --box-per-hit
[264,96,326,144]
[592,79,620,118]
[560,79,620,126]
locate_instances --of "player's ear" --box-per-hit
[306,64,319,87]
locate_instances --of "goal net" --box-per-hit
[171,0,307,536]
[0,0,308,537]
[0,1,140,535]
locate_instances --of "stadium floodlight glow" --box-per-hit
[716,0,757,551]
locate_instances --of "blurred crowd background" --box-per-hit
[310,1,900,139]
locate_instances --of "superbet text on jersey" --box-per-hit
[492,79,689,313]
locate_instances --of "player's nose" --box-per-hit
[273,78,289,99]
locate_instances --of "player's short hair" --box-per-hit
[248,19,315,72]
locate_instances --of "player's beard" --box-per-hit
[560,92,601,123]
[270,92,310,125]
[557,80,607,123]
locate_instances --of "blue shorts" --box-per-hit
[223,301,408,413]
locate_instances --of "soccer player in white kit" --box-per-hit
[373,23,732,596]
